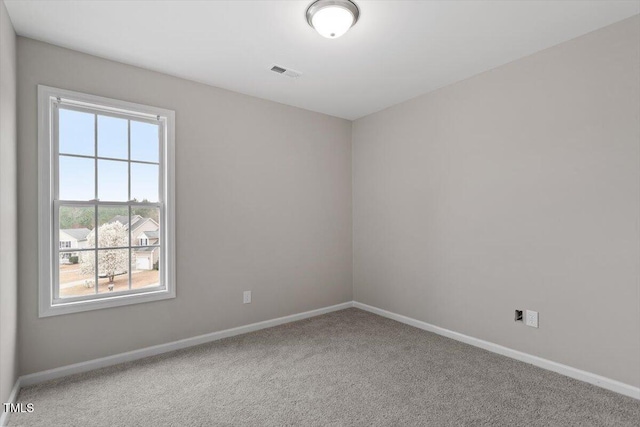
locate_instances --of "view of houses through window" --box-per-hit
[58,208,161,298]
[55,104,164,299]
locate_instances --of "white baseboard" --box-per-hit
[353,301,640,400]
[0,378,21,427]
[19,301,353,388]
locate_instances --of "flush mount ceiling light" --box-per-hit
[306,0,360,39]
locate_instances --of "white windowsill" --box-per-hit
[40,288,176,317]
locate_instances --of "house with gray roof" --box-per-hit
[108,215,160,270]
[59,228,91,263]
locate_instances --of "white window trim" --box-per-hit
[38,85,176,317]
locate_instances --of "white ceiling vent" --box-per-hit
[270,64,302,79]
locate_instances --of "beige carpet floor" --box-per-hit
[9,308,640,426]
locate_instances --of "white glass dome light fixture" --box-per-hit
[306,0,360,39]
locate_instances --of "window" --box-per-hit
[38,86,175,317]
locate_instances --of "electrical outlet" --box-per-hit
[515,310,523,322]
[525,310,538,328]
[243,291,251,304]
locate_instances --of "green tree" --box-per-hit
[59,206,94,229]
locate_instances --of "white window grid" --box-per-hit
[38,85,176,317]
[54,102,164,302]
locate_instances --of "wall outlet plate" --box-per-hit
[525,310,538,328]
[243,291,251,304]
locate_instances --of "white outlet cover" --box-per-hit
[243,291,251,304]
[525,310,539,328]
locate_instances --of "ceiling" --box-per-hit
[5,1,639,120]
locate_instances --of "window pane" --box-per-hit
[131,121,159,162]
[59,256,96,298]
[97,249,130,294]
[130,207,160,246]
[98,115,128,159]
[97,207,130,248]
[59,155,95,201]
[59,109,95,156]
[58,205,95,251]
[132,247,161,289]
[98,159,128,201]
[131,163,159,202]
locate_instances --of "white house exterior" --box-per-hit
[107,215,160,270]
[59,228,91,263]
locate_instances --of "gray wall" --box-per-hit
[0,1,18,406]
[17,38,353,375]
[352,16,640,387]
[0,0,18,404]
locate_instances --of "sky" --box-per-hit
[58,108,160,202]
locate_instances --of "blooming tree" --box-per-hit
[80,222,129,283]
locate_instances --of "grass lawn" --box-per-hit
[59,264,160,298]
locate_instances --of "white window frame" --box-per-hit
[38,85,176,317]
